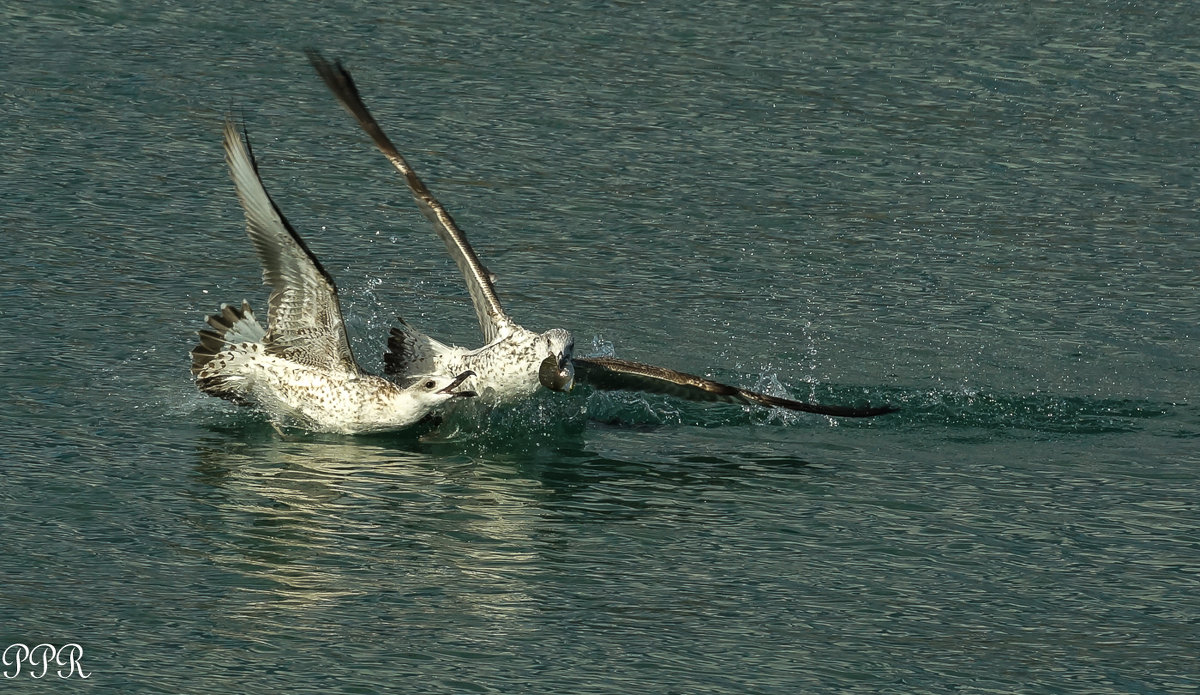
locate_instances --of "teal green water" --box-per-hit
[3,2,1197,692]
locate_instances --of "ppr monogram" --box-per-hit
[3,643,90,679]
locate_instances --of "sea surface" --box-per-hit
[2,2,1197,692]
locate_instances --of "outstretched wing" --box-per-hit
[306,50,513,345]
[573,357,897,418]
[222,119,361,374]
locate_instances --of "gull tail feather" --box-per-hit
[191,300,265,377]
[191,301,267,406]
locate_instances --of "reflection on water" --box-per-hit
[189,434,553,629]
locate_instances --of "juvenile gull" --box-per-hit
[307,52,895,418]
[191,120,476,434]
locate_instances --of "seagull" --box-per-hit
[307,51,896,419]
[190,119,477,434]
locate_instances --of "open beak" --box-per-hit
[438,370,477,397]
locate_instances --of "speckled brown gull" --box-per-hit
[190,119,476,434]
[307,51,896,418]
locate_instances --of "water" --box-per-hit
[2,2,1197,692]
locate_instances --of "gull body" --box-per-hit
[385,319,572,403]
[191,121,475,434]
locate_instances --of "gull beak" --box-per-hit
[538,354,575,392]
[438,370,477,397]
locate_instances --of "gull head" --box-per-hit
[413,370,478,403]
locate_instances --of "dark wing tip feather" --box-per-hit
[305,49,363,106]
[574,356,896,418]
[742,391,899,418]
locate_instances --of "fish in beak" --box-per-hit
[538,354,575,392]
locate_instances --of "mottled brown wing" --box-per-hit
[573,357,896,417]
[223,119,361,375]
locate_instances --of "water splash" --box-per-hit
[587,334,615,359]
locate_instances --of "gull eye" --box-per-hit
[424,380,437,389]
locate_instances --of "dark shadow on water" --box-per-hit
[873,387,1188,436]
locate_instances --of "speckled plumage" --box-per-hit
[190,121,474,434]
[386,319,573,403]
